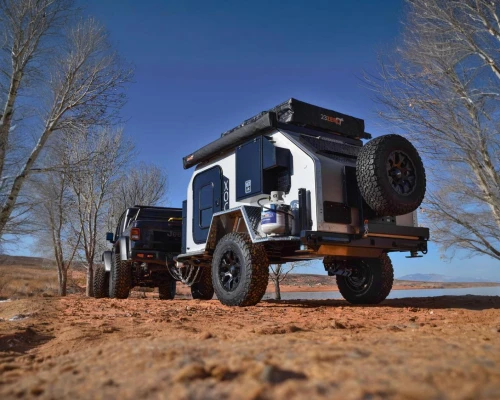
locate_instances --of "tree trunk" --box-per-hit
[58,268,67,296]
[274,279,281,300]
[0,70,23,180]
[0,125,54,235]
[86,264,94,297]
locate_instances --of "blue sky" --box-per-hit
[32,0,498,280]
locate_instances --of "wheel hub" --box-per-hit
[387,150,417,196]
[219,250,241,292]
[344,261,373,294]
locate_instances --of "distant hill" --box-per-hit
[0,254,88,271]
[398,273,498,283]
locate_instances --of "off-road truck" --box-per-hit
[172,98,429,307]
[94,206,182,299]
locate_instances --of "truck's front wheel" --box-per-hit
[93,265,109,298]
[212,233,269,307]
[109,254,132,299]
[336,254,394,304]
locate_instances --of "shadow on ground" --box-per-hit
[0,327,53,355]
[263,295,500,310]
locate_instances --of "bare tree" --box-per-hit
[31,166,81,296]
[67,127,133,296]
[269,261,310,300]
[0,1,132,239]
[106,163,168,231]
[366,0,500,260]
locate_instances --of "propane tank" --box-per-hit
[260,191,292,236]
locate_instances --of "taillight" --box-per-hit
[130,228,140,241]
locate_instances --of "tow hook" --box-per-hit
[362,219,369,238]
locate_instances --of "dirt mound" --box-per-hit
[0,295,499,399]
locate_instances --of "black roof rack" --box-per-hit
[132,205,181,211]
[182,98,371,169]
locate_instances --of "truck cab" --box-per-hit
[95,206,182,300]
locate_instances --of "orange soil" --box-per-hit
[1,293,499,400]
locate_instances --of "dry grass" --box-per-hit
[0,263,86,300]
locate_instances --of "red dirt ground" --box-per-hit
[1,293,499,399]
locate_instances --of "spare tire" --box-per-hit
[356,134,426,216]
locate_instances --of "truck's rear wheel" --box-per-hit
[212,233,269,307]
[356,134,426,216]
[158,276,176,300]
[109,253,131,299]
[190,268,214,300]
[93,265,109,298]
[336,254,394,304]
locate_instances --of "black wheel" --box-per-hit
[109,253,131,299]
[93,265,109,298]
[356,134,426,216]
[336,254,394,304]
[212,233,269,307]
[158,275,176,300]
[190,268,214,300]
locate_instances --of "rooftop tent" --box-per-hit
[183,113,277,169]
[182,98,371,169]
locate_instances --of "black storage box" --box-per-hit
[223,98,371,140]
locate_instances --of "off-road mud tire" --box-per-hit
[356,134,426,216]
[109,253,131,299]
[212,232,269,307]
[190,267,214,300]
[336,254,394,304]
[93,264,109,298]
[158,277,176,300]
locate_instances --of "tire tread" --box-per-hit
[212,233,269,307]
[356,134,426,216]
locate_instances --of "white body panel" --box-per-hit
[185,130,317,253]
[185,129,418,253]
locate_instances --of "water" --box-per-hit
[263,286,500,301]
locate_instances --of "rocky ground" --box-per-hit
[1,294,499,400]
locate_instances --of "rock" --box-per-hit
[331,320,347,329]
[197,331,213,340]
[256,325,302,335]
[208,365,232,381]
[259,365,306,384]
[173,363,209,382]
[30,386,44,396]
[388,325,404,332]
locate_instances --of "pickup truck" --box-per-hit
[94,205,182,299]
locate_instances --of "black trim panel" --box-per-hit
[367,223,430,240]
[300,230,428,253]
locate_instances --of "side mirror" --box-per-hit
[106,232,114,242]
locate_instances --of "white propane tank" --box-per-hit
[260,191,292,236]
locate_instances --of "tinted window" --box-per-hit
[199,184,214,228]
[137,208,182,220]
[199,184,213,209]
[200,208,213,228]
[115,212,126,237]
[192,166,222,243]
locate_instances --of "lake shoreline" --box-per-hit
[270,281,500,293]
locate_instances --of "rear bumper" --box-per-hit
[301,224,429,256]
[131,250,167,265]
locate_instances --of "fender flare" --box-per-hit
[116,236,130,262]
[205,206,259,251]
[102,251,113,272]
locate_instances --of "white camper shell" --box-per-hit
[175,99,429,307]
